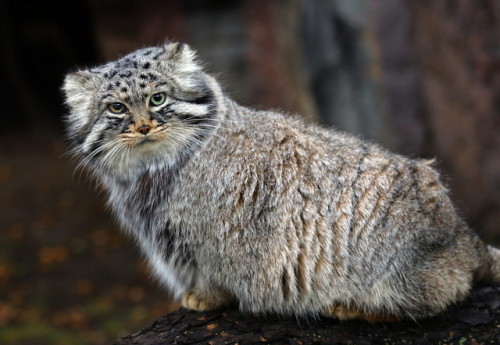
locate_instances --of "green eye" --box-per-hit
[149,92,166,106]
[108,103,127,114]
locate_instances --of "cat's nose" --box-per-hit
[137,125,151,135]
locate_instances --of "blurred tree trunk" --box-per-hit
[371,0,429,155]
[412,0,500,242]
[301,0,500,243]
[301,0,392,146]
[244,0,317,121]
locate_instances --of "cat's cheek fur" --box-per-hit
[63,72,102,135]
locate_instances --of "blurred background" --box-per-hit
[0,0,499,344]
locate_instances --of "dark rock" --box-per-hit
[114,286,500,345]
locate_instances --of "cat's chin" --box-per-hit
[128,136,163,151]
[105,158,172,181]
[99,140,179,180]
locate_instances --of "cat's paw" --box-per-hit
[324,304,361,320]
[181,291,220,311]
[323,305,399,322]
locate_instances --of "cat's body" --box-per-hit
[63,42,500,321]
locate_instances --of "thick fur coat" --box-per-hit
[63,42,500,321]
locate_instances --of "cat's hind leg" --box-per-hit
[323,304,399,322]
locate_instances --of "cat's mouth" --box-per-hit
[137,135,157,146]
[119,128,164,146]
[136,126,171,144]
[117,124,194,153]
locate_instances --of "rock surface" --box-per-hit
[115,286,500,345]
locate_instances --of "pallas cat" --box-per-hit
[63,42,500,321]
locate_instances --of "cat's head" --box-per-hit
[63,42,219,178]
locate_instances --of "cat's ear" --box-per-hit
[63,71,99,106]
[160,42,203,75]
[63,71,101,133]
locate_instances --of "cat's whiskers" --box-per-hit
[72,139,121,182]
[95,141,127,173]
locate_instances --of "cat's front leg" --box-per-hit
[181,289,233,311]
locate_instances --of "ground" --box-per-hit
[115,286,500,345]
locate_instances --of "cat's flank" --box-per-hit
[63,42,500,321]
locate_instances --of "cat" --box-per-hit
[63,42,500,321]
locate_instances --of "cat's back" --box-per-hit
[178,105,455,251]
[211,107,374,167]
[173,106,424,230]
[208,107,406,186]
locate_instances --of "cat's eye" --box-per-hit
[149,92,166,107]
[108,103,127,114]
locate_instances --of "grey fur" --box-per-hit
[63,42,500,321]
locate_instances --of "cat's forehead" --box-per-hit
[90,46,165,76]
[87,46,170,93]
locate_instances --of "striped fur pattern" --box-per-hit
[63,42,500,321]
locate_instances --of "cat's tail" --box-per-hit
[469,229,500,285]
[485,245,500,284]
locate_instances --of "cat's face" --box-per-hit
[63,42,216,178]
